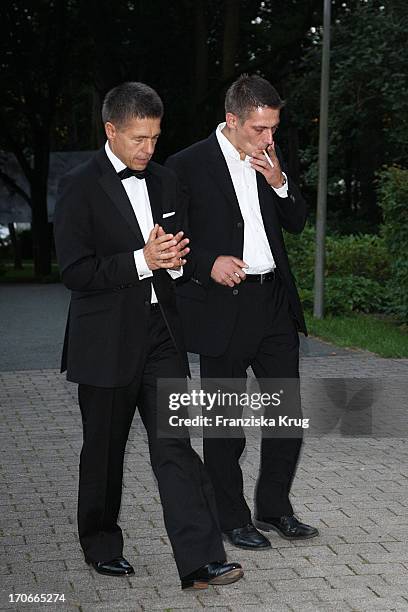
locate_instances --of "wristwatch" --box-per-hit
[272,174,286,189]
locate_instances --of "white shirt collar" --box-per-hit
[104,141,126,173]
[215,122,250,163]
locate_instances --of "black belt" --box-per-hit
[245,270,276,283]
[150,302,160,310]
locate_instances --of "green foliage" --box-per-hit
[288,0,408,224]
[324,276,385,315]
[284,225,391,315]
[325,234,390,281]
[377,166,408,322]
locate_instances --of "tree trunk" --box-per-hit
[358,126,382,224]
[8,222,23,269]
[91,86,105,149]
[285,122,300,184]
[194,2,208,96]
[192,0,208,136]
[31,180,52,278]
[219,0,240,110]
[221,0,240,82]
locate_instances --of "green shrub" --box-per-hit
[284,224,391,315]
[326,234,390,281]
[284,225,315,289]
[377,166,408,322]
[324,276,385,314]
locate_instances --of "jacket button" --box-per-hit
[237,221,243,228]
[144,300,150,307]
[232,289,239,296]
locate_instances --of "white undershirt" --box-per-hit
[105,142,182,303]
[216,123,288,274]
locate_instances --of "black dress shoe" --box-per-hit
[223,523,271,549]
[181,561,243,590]
[254,515,319,540]
[85,556,135,576]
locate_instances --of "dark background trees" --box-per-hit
[1,0,407,277]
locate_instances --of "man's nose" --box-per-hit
[263,129,274,146]
[143,139,155,155]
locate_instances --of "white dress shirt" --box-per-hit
[105,142,182,303]
[216,123,288,275]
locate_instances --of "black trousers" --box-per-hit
[200,275,303,531]
[77,307,225,578]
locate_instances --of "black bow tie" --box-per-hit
[117,167,148,180]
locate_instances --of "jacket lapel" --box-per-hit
[95,148,145,246]
[206,134,242,220]
[145,169,163,225]
[256,172,281,247]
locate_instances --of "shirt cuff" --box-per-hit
[167,266,183,279]
[134,249,153,279]
[272,172,288,198]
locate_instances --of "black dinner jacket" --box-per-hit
[54,147,189,387]
[166,132,308,357]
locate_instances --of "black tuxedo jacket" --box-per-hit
[54,148,189,387]
[166,132,308,357]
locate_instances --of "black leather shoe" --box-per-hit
[181,561,243,590]
[85,556,135,576]
[254,515,319,540]
[223,523,271,549]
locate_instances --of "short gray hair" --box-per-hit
[102,82,164,126]
[225,74,285,121]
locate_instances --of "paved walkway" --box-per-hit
[1,285,408,611]
[0,284,354,372]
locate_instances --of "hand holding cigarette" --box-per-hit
[263,148,274,169]
[249,145,286,189]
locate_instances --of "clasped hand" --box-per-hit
[143,224,190,271]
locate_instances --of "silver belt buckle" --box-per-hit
[260,273,266,285]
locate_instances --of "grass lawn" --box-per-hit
[305,311,408,358]
[0,261,60,283]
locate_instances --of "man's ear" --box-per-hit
[105,121,116,140]
[225,112,239,130]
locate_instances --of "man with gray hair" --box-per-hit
[54,81,243,589]
[167,74,318,551]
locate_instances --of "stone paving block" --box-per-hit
[97,587,160,603]
[348,561,408,576]
[80,604,142,611]
[315,586,380,601]
[294,564,355,578]
[278,545,339,561]
[228,606,291,612]
[257,588,321,605]
[326,575,390,590]
[362,552,408,564]
[383,573,408,586]
[65,589,102,604]
[1,360,408,610]
[203,591,261,605]
[345,596,408,610]
[140,595,206,609]
[272,577,329,593]
[290,603,353,612]
[380,541,408,554]
[243,568,297,582]
[365,585,408,598]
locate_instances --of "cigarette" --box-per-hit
[263,149,274,169]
